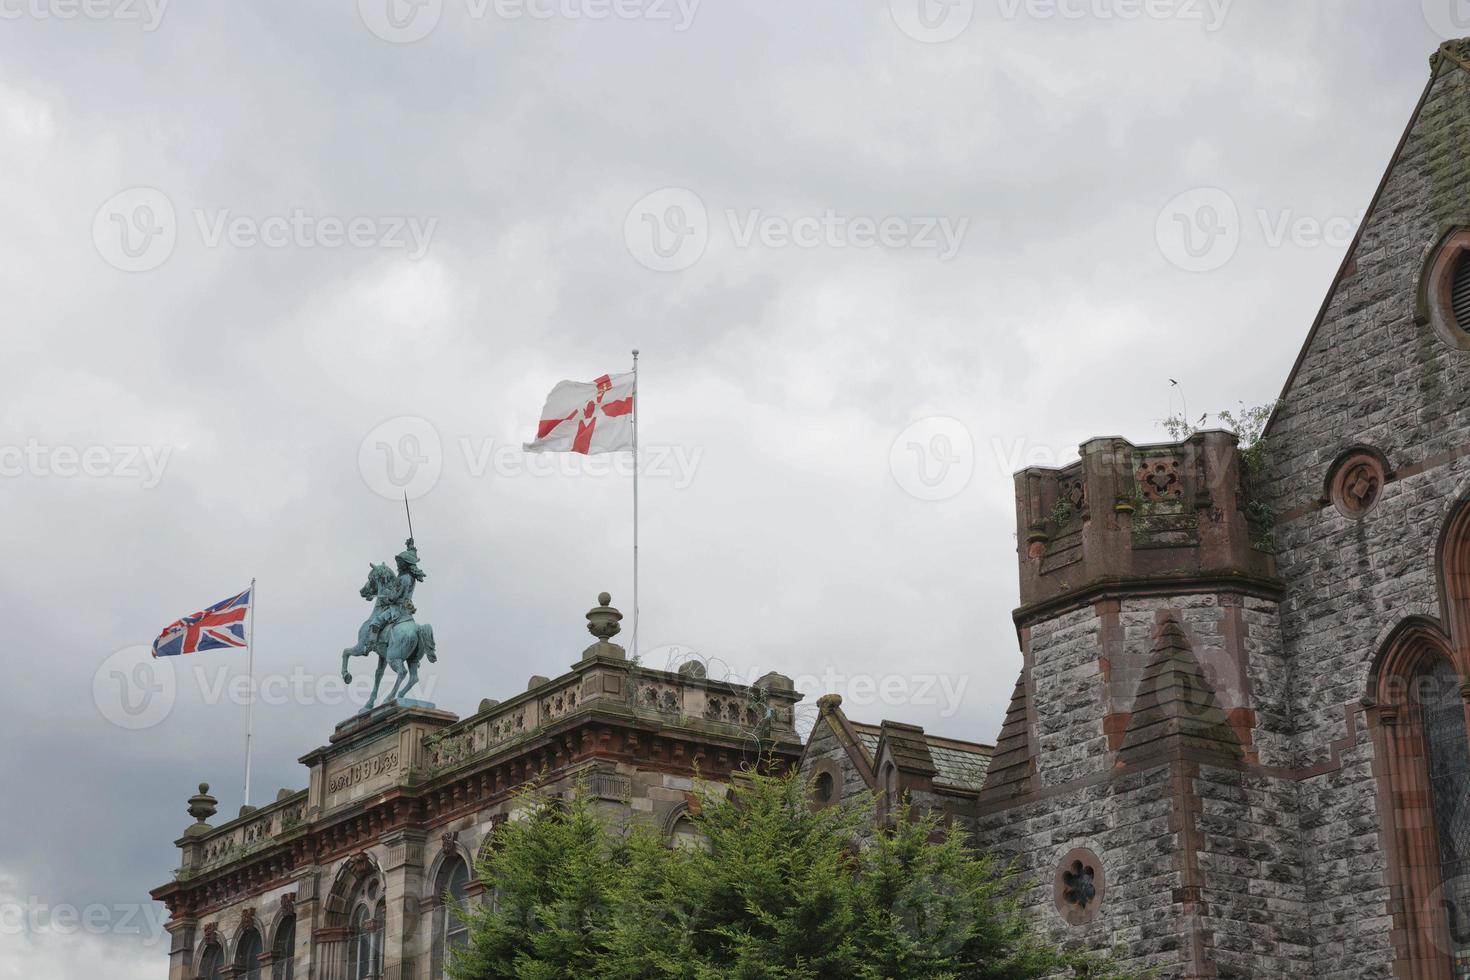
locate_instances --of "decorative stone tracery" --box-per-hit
[1053,848,1104,926]
[1137,458,1183,501]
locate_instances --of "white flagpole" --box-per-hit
[631,349,640,660]
[243,578,256,809]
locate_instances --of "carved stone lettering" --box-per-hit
[326,748,400,796]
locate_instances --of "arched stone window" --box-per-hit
[1368,499,1470,977]
[347,878,387,979]
[431,856,471,979]
[1422,659,1470,944]
[659,803,706,852]
[198,942,223,980]
[669,815,704,851]
[1371,623,1470,978]
[807,760,841,811]
[270,915,296,980]
[235,927,263,980]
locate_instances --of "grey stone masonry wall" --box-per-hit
[798,711,875,806]
[977,759,1310,978]
[1265,42,1470,979]
[975,41,1470,980]
[976,591,1310,979]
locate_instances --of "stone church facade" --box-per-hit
[798,37,1470,980]
[156,37,1470,980]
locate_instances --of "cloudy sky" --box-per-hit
[0,0,1459,975]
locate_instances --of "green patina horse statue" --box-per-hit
[341,557,436,711]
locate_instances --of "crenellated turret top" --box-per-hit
[1013,430,1278,617]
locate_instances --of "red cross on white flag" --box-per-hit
[524,372,636,455]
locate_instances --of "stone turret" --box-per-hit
[1014,430,1275,615]
[976,429,1296,978]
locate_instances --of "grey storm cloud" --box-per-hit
[0,1,1453,975]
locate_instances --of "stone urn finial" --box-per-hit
[187,782,218,833]
[582,592,626,661]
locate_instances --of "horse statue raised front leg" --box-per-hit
[341,563,396,711]
[341,561,437,712]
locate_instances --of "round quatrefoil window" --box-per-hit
[1053,848,1104,926]
[1328,450,1388,520]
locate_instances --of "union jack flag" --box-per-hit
[152,587,252,658]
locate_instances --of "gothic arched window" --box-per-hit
[669,815,705,851]
[271,915,296,980]
[235,928,263,980]
[431,857,471,979]
[347,878,386,979]
[1421,658,1470,961]
[1371,619,1470,977]
[198,943,223,980]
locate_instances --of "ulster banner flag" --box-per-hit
[524,372,635,455]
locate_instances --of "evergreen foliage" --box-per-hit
[449,768,1137,980]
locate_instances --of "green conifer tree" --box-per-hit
[450,769,1137,980]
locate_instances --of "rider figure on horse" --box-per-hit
[363,538,425,653]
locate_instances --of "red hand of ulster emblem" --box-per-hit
[571,375,634,453]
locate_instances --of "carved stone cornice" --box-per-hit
[155,655,804,923]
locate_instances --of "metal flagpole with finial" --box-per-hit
[243,576,256,809]
[632,349,640,659]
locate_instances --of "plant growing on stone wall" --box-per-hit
[1162,400,1281,551]
[1117,489,1162,532]
[1049,497,1075,529]
[428,731,477,773]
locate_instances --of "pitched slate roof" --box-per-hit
[849,720,992,792]
[926,738,993,792]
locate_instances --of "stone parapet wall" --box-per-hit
[1015,431,1277,616]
